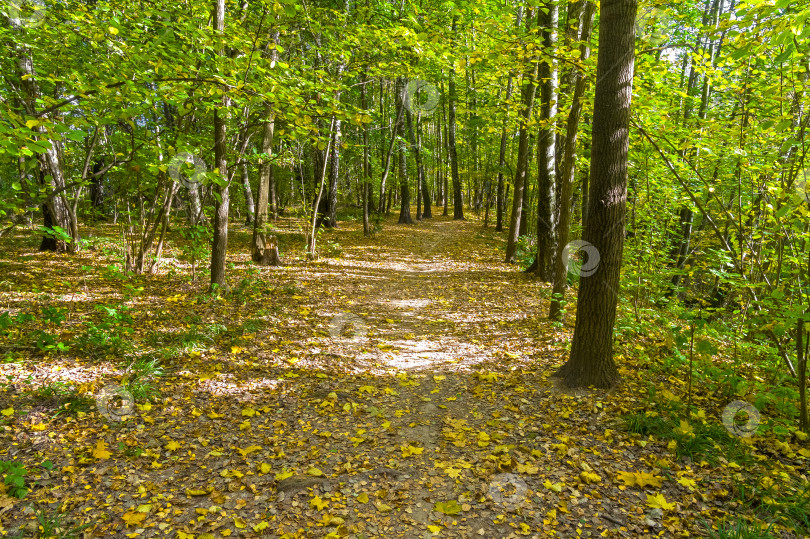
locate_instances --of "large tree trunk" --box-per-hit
[553,0,637,388]
[505,8,540,263]
[549,2,596,320]
[535,1,559,281]
[210,0,230,290]
[448,17,465,220]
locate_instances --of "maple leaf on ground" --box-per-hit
[434,500,462,515]
[238,445,262,456]
[647,492,676,510]
[617,471,663,488]
[122,511,146,526]
[92,440,111,459]
[401,444,424,457]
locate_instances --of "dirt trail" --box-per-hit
[0,216,667,539]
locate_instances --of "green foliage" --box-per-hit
[124,356,163,401]
[702,519,775,539]
[0,459,28,499]
[76,304,134,359]
[179,223,212,283]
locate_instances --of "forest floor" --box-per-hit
[0,212,807,538]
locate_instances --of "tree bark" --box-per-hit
[210,0,230,290]
[251,51,277,262]
[505,8,540,263]
[361,76,371,237]
[448,16,465,220]
[241,160,255,225]
[549,2,596,320]
[327,117,342,227]
[535,1,559,281]
[553,0,637,388]
[397,79,414,224]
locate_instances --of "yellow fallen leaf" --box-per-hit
[238,445,262,457]
[580,471,602,484]
[310,495,329,510]
[401,444,424,457]
[427,524,442,533]
[616,471,662,488]
[165,441,181,451]
[646,492,676,510]
[673,420,694,437]
[233,517,246,528]
[185,488,210,496]
[1,407,14,416]
[376,502,392,512]
[253,521,269,532]
[661,389,679,401]
[517,462,538,474]
[677,477,697,490]
[275,470,294,481]
[357,492,369,503]
[241,407,256,417]
[92,440,111,460]
[307,467,325,477]
[259,463,272,474]
[122,511,146,526]
[543,480,563,493]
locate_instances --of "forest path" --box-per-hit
[0,214,679,539]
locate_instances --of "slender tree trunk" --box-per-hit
[535,1,559,280]
[448,17,465,220]
[505,8,540,263]
[241,160,255,225]
[251,97,276,261]
[495,75,515,233]
[327,118,342,228]
[210,0,230,290]
[441,78,450,217]
[378,82,404,214]
[397,79,414,224]
[417,111,432,219]
[361,76,371,236]
[549,2,596,320]
[798,317,808,433]
[554,0,637,388]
